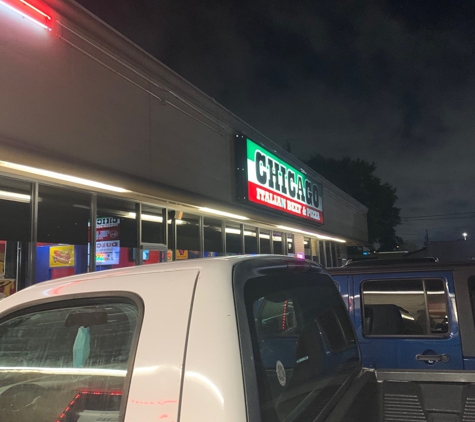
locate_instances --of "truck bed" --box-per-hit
[326,369,475,422]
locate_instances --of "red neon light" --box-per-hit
[282,300,288,331]
[0,0,52,30]
[20,0,49,19]
[56,390,123,422]
[56,393,81,422]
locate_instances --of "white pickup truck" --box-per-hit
[1,256,475,422]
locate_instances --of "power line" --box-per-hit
[401,215,475,221]
[401,216,475,221]
[397,233,425,236]
[402,211,475,220]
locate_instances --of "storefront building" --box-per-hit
[0,0,368,294]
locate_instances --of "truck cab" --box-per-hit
[0,256,366,422]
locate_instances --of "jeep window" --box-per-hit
[361,278,449,337]
[245,274,359,422]
[0,299,140,422]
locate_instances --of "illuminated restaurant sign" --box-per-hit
[236,136,323,224]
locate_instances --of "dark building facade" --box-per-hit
[0,0,368,294]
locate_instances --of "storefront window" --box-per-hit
[287,233,295,256]
[176,212,200,259]
[141,204,166,264]
[0,176,31,294]
[310,239,319,263]
[226,223,242,255]
[204,217,223,257]
[331,243,338,267]
[304,237,312,260]
[96,196,137,270]
[37,185,91,282]
[260,229,271,254]
[273,232,283,255]
[325,241,332,267]
[244,226,258,255]
[319,241,325,266]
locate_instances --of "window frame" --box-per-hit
[360,277,450,338]
[0,291,144,422]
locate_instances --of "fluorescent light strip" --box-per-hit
[127,212,186,225]
[277,225,346,243]
[20,0,51,19]
[0,189,30,202]
[218,228,292,241]
[0,161,129,193]
[0,0,51,30]
[128,212,162,223]
[199,207,248,220]
[225,228,265,237]
[314,234,346,243]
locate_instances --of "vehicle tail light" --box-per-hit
[56,390,123,422]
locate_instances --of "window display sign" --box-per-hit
[95,217,121,265]
[176,250,189,260]
[96,241,120,265]
[50,245,75,267]
[97,225,120,241]
[236,136,324,224]
[96,217,120,228]
[0,279,16,296]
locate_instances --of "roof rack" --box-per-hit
[344,257,439,267]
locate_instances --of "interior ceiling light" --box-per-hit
[127,212,185,225]
[277,225,346,243]
[224,228,256,236]
[0,0,52,30]
[128,212,162,223]
[198,207,249,220]
[0,161,129,193]
[313,234,346,243]
[0,189,30,203]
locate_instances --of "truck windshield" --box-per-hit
[244,274,359,422]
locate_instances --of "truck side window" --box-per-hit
[245,274,359,422]
[361,278,449,337]
[0,299,140,422]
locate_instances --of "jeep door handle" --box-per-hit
[416,353,450,363]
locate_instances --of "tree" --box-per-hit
[395,236,419,252]
[304,154,401,251]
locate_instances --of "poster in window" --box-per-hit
[50,245,75,267]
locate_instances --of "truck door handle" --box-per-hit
[416,353,450,363]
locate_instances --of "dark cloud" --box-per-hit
[77,0,475,246]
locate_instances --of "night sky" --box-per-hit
[76,0,475,247]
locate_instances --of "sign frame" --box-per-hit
[236,134,324,224]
